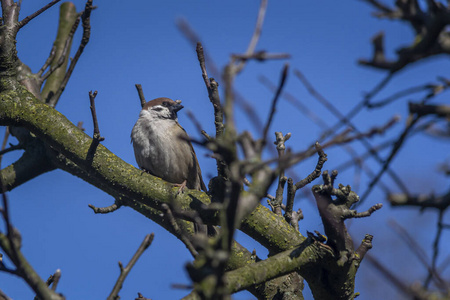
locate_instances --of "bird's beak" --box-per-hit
[170,102,184,113]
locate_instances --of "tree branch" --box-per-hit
[107,234,155,300]
[18,0,61,29]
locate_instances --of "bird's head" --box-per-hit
[141,97,184,121]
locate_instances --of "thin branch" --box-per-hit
[18,0,61,28]
[367,81,449,108]
[196,42,224,139]
[196,42,211,90]
[231,51,290,62]
[89,90,104,142]
[294,142,327,190]
[354,234,373,261]
[270,132,290,216]
[262,64,289,144]
[135,292,152,300]
[284,178,295,221]
[234,0,268,74]
[321,115,400,148]
[336,72,394,133]
[37,45,57,78]
[86,90,104,163]
[360,114,420,202]
[0,289,11,300]
[135,84,146,108]
[161,204,198,258]
[409,103,450,118]
[40,16,80,82]
[186,110,206,141]
[0,143,23,156]
[294,69,408,197]
[107,233,155,300]
[50,269,61,291]
[365,254,419,298]
[88,200,122,214]
[388,220,446,288]
[388,189,450,210]
[260,74,391,196]
[48,0,94,107]
[424,210,446,288]
[41,2,79,105]
[0,174,63,300]
[342,203,383,219]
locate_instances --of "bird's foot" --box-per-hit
[140,168,150,175]
[173,180,187,196]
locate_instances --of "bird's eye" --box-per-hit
[162,102,170,107]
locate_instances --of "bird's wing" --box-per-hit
[178,123,207,192]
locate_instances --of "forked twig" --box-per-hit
[107,234,155,300]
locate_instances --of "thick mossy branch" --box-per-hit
[224,239,325,294]
[241,204,305,254]
[184,239,327,299]
[0,138,55,191]
[0,86,306,267]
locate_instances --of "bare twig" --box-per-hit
[262,64,289,145]
[234,0,268,74]
[294,142,327,190]
[37,45,57,78]
[88,200,122,214]
[0,289,11,300]
[196,42,211,90]
[41,2,79,105]
[135,292,152,300]
[284,143,326,229]
[388,189,450,210]
[365,254,418,298]
[409,103,450,118]
[260,74,389,197]
[343,203,383,219]
[231,51,290,62]
[424,210,446,289]
[284,178,295,221]
[294,69,408,198]
[48,0,94,107]
[33,268,63,299]
[89,90,104,142]
[186,110,206,141]
[40,16,80,83]
[107,234,155,300]
[360,115,420,202]
[196,42,223,139]
[354,234,373,261]
[388,220,446,289]
[0,167,63,299]
[269,131,290,215]
[161,204,198,258]
[18,0,61,28]
[321,115,400,148]
[135,84,146,108]
[0,143,23,156]
[368,80,450,108]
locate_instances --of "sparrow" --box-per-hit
[131,97,206,192]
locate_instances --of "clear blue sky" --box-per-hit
[1,1,449,299]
